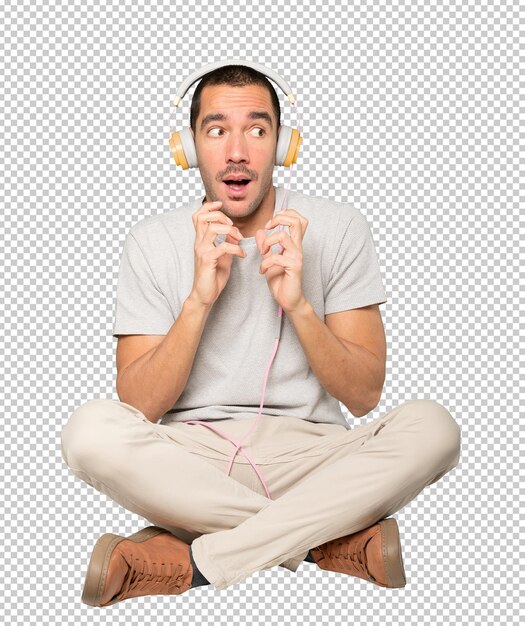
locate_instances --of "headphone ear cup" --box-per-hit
[275,126,290,166]
[168,127,198,169]
[170,125,301,169]
[275,125,302,167]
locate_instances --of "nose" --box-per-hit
[225,130,249,163]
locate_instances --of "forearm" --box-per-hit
[116,296,212,423]
[286,299,383,417]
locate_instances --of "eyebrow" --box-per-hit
[200,111,273,131]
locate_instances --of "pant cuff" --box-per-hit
[191,538,309,590]
[191,537,232,590]
[281,549,309,572]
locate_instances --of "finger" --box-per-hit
[203,223,243,246]
[266,210,308,232]
[260,253,293,274]
[209,239,246,260]
[195,199,223,215]
[195,209,234,243]
[196,212,233,229]
[261,229,294,256]
[195,220,245,258]
[271,208,309,230]
[264,215,295,229]
[265,216,303,248]
[192,200,225,225]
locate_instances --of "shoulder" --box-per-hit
[285,188,367,233]
[125,197,199,251]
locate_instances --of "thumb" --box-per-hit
[255,228,269,255]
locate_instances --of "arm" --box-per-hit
[115,199,244,424]
[286,301,386,417]
[116,295,212,424]
[255,208,387,418]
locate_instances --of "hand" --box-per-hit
[189,200,245,307]
[255,209,309,313]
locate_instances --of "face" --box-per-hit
[191,83,279,228]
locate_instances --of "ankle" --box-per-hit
[304,550,316,563]
[189,545,211,588]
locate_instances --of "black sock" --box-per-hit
[304,550,316,563]
[189,544,211,587]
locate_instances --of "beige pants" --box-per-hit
[61,398,461,590]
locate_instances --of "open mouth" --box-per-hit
[224,179,251,188]
[223,179,252,196]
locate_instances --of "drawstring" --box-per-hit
[185,104,303,501]
[184,333,281,500]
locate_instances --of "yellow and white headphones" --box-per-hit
[168,59,302,169]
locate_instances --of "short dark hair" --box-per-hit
[190,64,281,135]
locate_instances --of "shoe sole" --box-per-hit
[82,526,168,606]
[377,518,407,588]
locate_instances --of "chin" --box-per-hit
[222,202,251,218]
[221,191,256,212]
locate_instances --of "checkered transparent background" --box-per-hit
[1,0,522,624]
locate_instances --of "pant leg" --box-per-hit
[191,399,461,590]
[60,398,302,570]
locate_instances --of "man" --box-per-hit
[61,64,461,606]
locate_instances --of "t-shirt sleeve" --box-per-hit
[324,211,388,314]
[112,231,174,337]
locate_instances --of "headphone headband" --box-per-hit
[168,60,302,169]
[172,59,297,107]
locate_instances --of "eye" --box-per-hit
[207,127,224,137]
[250,127,266,137]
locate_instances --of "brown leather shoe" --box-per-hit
[81,526,194,606]
[309,518,407,588]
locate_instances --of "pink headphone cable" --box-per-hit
[185,104,302,500]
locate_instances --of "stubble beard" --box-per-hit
[202,167,275,221]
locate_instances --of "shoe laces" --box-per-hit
[118,555,187,598]
[319,534,374,579]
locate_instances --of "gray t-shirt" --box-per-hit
[112,185,387,429]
